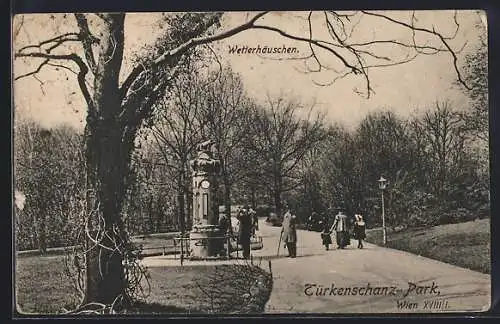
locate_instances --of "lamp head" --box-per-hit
[378,176,387,190]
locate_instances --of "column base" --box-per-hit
[189,224,224,259]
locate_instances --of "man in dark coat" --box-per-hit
[281,204,298,257]
[237,205,252,259]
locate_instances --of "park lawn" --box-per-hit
[15,255,272,315]
[143,264,272,314]
[15,255,79,314]
[365,218,491,274]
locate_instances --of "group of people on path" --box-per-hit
[320,209,366,250]
[220,203,367,259]
[218,205,258,259]
[279,205,367,258]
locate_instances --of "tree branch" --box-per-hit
[252,24,362,75]
[74,13,99,73]
[119,12,269,101]
[18,32,81,53]
[14,58,50,80]
[15,52,94,110]
[360,10,470,90]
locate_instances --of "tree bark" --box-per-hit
[223,174,231,219]
[274,174,282,217]
[250,185,257,209]
[84,126,129,304]
[38,214,47,254]
[212,176,220,225]
[177,170,186,234]
[82,13,130,306]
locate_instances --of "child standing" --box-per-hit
[320,219,332,250]
[353,214,366,249]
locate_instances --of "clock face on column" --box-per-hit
[200,180,210,189]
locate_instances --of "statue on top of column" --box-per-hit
[198,139,216,154]
[190,139,221,175]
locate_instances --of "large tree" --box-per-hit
[197,67,256,220]
[148,68,207,235]
[457,15,488,142]
[13,11,470,308]
[247,94,326,216]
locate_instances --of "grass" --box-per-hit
[145,264,272,314]
[15,255,80,314]
[365,218,491,274]
[14,254,273,315]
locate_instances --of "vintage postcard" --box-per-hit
[12,10,490,315]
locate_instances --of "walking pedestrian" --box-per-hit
[250,207,258,236]
[320,219,332,250]
[353,213,366,249]
[237,205,252,259]
[281,203,297,258]
[329,208,350,249]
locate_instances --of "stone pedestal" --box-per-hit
[189,225,223,259]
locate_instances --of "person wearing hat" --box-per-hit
[329,207,350,249]
[353,213,366,249]
[280,203,298,258]
[249,207,258,236]
[237,204,252,259]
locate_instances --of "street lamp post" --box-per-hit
[378,176,387,246]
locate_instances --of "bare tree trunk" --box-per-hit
[177,170,186,234]
[224,176,231,218]
[38,213,47,254]
[274,174,282,217]
[147,197,154,232]
[84,121,131,305]
[186,190,192,230]
[221,171,231,231]
[250,185,257,209]
[82,13,129,306]
[184,189,193,231]
[213,176,221,224]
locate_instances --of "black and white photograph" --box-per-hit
[12,10,490,315]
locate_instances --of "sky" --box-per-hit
[12,10,487,131]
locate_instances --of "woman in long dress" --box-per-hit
[353,214,366,249]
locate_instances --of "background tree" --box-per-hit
[409,101,486,225]
[418,101,468,198]
[247,94,326,217]
[318,125,359,217]
[14,119,85,252]
[457,17,488,142]
[295,142,329,221]
[455,18,489,210]
[197,67,256,219]
[148,68,207,235]
[353,111,413,227]
[124,140,177,235]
